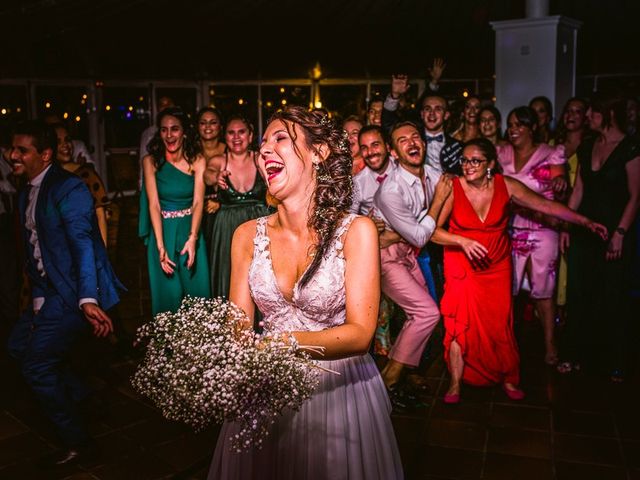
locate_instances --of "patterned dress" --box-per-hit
[498,143,566,298]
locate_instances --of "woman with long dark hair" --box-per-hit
[139,106,210,315]
[196,107,226,251]
[498,106,568,366]
[558,92,640,380]
[205,114,270,298]
[433,138,606,404]
[208,106,402,479]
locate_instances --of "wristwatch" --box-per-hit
[615,227,626,235]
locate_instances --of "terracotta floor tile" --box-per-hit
[483,452,553,480]
[425,419,487,451]
[555,461,627,480]
[554,433,623,466]
[487,426,551,459]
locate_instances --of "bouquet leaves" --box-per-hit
[132,296,320,451]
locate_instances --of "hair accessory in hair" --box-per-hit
[319,114,331,127]
[338,130,350,153]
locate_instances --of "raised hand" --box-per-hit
[428,58,447,84]
[390,75,410,99]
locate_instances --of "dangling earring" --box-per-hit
[486,167,493,180]
[313,162,320,171]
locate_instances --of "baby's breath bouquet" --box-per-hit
[132,296,323,451]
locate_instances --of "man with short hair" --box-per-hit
[383,71,463,175]
[373,121,452,397]
[367,97,383,126]
[7,120,124,467]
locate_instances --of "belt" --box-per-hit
[161,207,192,219]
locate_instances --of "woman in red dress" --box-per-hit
[432,138,607,404]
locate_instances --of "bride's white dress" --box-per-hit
[208,214,403,480]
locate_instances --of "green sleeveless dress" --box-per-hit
[209,159,270,298]
[139,161,211,315]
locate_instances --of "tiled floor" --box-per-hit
[1,196,638,480]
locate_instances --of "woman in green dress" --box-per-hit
[205,115,270,298]
[139,106,210,315]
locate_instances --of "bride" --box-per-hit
[208,106,403,479]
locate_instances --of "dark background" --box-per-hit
[2,0,639,80]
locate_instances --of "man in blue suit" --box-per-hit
[7,120,124,467]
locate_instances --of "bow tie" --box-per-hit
[376,173,388,184]
[426,134,444,143]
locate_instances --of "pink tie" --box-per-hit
[376,174,387,184]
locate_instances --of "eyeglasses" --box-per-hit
[460,157,487,167]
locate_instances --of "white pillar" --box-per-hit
[491,15,581,128]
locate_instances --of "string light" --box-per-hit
[63,112,69,119]
[462,90,469,98]
[266,101,273,108]
[82,94,87,100]
[16,107,21,113]
[281,99,287,106]
[139,96,144,101]
[279,87,285,93]
[1,109,6,115]
[75,115,81,122]
[128,106,134,111]
[238,98,244,105]
[314,100,322,109]
[105,105,111,111]
[45,102,51,108]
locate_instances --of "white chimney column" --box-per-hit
[491,13,581,129]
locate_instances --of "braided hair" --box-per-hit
[267,106,353,288]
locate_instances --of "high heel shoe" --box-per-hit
[443,393,460,405]
[502,384,525,401]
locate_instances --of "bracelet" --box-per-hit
[287,333,299,351]
[615,227,626,236]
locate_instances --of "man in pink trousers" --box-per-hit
[374,121,452,401]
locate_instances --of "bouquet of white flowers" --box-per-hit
[132,296,322,451]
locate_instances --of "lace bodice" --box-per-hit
[248,214,358,334]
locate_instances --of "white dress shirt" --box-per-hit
[424,130,445,173]
[350,161,395,216]
[373,164,439,248]
[25,166,50,311]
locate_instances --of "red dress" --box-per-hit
[440,174,520,386]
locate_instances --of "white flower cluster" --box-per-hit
[132,296,320,452]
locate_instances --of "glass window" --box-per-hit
[35,85,90,145]
[209,85,259,134]
[0,85,28,134]
[260,84,311,126]
[102,86,150,149]
[317,84,367,122]
[155,87,198,117]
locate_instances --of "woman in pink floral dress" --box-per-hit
[498,106,568,365]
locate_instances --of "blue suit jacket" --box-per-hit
[18,164,124,311]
